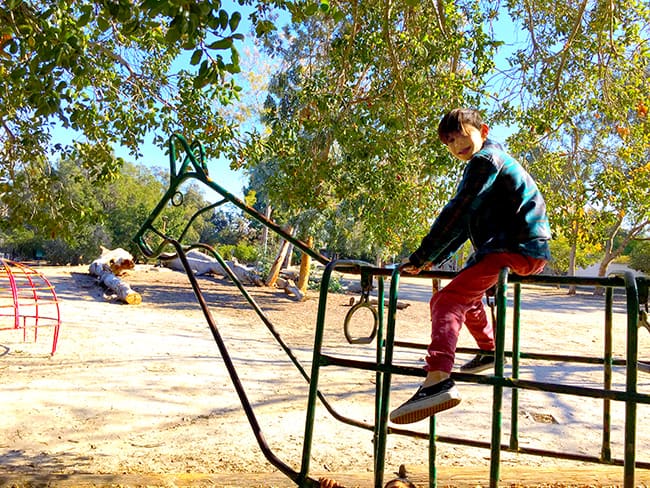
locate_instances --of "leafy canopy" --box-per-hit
[0,0,279,238]
[238,0,502,260]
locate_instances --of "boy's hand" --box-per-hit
[398,261,421,275]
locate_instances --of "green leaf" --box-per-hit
[229,11,241,32]
[77,6,93,27]
[190,48,203,65]
[230,46,240,65]
[207,38,232,49]
[165,25,182,43]
[97,16,110,32]
[224,63,240,74]
[218,9,228,30]
[255,20,275,37]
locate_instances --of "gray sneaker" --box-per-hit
[460,352,501,373]
[389,379,461,424]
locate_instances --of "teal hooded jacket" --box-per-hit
[408,139,551,268]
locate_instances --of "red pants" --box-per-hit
[425,252,547,373]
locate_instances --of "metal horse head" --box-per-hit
[133,133,328,265]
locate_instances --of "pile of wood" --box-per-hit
[88,247,141,305]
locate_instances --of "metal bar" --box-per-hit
[299,260,335,485]
[373,277,386,480]
[167,239,314,485]
[374,267,401,488]
[624,272,639,488]
[489,267,509,487]
[133,133,329,265]
[429,415,437,488]
[510,282,521,450]
[396,341,635,367]
[602,286,613,461]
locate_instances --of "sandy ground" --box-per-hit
[1,264,650,487]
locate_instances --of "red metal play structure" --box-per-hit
[0,259,61,355]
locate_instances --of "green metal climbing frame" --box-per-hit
[134,134,650,488]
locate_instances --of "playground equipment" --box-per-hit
[134,134,650,488]
[0,258,61,355]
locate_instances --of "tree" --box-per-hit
[0,0,279,241]
[496,1,650,283]
[237,0,501,261]
[0,154,214,264]
[241,0,650,271]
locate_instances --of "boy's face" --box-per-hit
[444,123,489,161]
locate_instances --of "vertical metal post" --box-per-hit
[623,272,639,488]
[375,268,401,488]
[429,415,437,488]
[374,277,386,478]
[510,282,521,450]
[299,261,335,483]
[489,267,509,487]
[602,286,613,461]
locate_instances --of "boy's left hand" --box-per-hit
[398,261,421,275]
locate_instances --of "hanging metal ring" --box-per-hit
[343,292,378,345]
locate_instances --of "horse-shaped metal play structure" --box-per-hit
[134,134,650,488]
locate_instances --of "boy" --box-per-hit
[389,108,551,425]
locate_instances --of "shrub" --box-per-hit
[233,242,260,264]
[215,244,236,260]
[629,241,650,274]
[43,239,82,265]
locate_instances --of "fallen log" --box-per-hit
[89,248,142,305]
[276,277,305,302]
[162,249,263,286]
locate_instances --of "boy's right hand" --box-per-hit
[398,261,421,275]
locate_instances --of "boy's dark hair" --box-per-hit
[438,108,485,144]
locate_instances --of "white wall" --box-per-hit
[576,262,647,277]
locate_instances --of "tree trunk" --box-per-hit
[262,205,272,257]
[265,226,294,287]
[298,236,313,294]
[595,222,621,296]
[283,242,294,268]
[593,214,644,296]
[162,249,263,286]
[567,240,577,295]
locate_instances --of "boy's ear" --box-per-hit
[480,123,489,139]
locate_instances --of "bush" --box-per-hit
[629,241,650,274]
[2,234,43,261]
[233,243,259,264]
[43,239,82,265]
[215,244,236,260]
[308,272,345,293]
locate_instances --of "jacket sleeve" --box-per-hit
[408,152,500,267]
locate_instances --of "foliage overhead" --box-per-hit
[239,0,649,270]
[1,0,648,274]
[501,0,650,273]
[237,0,503,259]
[0,0,280,239]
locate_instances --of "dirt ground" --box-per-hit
[1,264,650,487]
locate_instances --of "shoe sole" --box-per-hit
[390,392,461,424]
[460,362,495,374]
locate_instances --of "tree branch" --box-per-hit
[551,0,589,97]
[382,0,414,137]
